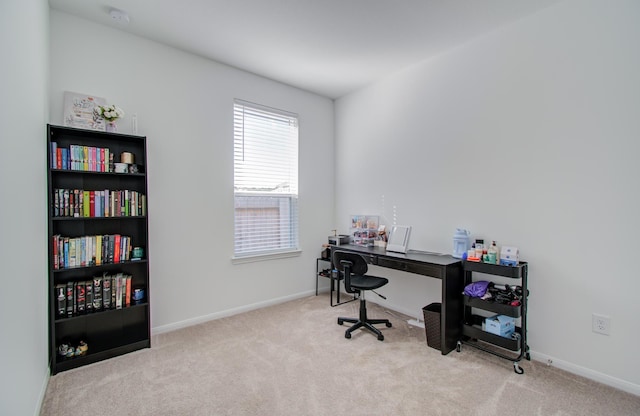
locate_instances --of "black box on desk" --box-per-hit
[328,235,350,245]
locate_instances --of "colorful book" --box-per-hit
[82,146,89,171]
[75,281,86,314]
[69,238,77,267]
[95,235,102,265]
[114,234,121,263]
[50,142,58,169]
[81,191,88,217]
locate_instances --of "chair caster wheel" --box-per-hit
[338,318,344,325]
[385,322,392,328]
[378,334,384,341]
[345,332,351,339]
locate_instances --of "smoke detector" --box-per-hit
[109,8,130,25]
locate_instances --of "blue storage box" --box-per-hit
[484,314,515,338]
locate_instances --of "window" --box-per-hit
[233,100,299,258]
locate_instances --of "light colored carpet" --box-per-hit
[40,295,640,415]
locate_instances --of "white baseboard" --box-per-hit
[35,366,50,416]
[151,290,316,335]
[532,351,640,396]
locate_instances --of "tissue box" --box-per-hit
[500,246,519,266]
[484,315,515,338]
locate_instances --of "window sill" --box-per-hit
[231,249,302,264]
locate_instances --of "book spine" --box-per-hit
[75,281,86,314]
[81,191,88,217]
[69,145,75,170]
[93,277,102,311]
[115,274,123,309]
[63,237,69,269]
[95,235,102,265]
[114,234,121,263]
[125,275,132,307]
[55,283,66,318]
[62,189,69,217]
[53,189,59,217]
[90,235,96,266]
[69,238,76,268]
[83,146,88,171]
[73,189,80,217]
[84,280,93,314]
[52,235,59,269]
[108,235,114,263]
[100,147,105,172]
[89,147,95,172]
[80,237,86,267]
[104,189,110,217]
[95,190,102,217]
[50,141,57,169]
[102,274,112,310]
[89,191,95,217]
[66,281,74,317]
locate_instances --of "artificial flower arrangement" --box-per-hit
[94,104,125,122]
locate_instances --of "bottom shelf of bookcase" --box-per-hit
[51,304,150,374]
[52,340,150,374]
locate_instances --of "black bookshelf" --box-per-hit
[47,124,150,374]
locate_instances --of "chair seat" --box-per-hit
[349,275,389,291]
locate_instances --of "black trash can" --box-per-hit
[422,303,441,351]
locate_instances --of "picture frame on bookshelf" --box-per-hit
[63,91,106,131]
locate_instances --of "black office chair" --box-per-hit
[333,251,392,341]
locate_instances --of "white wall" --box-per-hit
[335,0,640,394]
[49,11,334,331]
[0,1,50,415]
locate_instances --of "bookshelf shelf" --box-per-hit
[47,124,151,375]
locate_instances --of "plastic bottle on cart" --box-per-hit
[488,240,499,264]
[452,229,470,258]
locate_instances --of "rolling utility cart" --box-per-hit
[456,260,530,374]
[315,257,357,307]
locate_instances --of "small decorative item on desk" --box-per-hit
[94,104,125,132]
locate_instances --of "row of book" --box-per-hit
[53,188,146,218]
[50,142,117,172]
[52,234,137,269]
[55,273,139,318]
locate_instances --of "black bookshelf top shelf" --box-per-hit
[48,124,145,141]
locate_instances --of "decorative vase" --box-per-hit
[105,120,118,133]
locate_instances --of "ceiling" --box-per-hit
[49,0,562,99]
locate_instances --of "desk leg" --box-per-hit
[441,264,464,354]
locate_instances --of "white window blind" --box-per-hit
[233,99,299,258]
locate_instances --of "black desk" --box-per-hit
[330,244,464,354]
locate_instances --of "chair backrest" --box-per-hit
[332,251,368,293]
